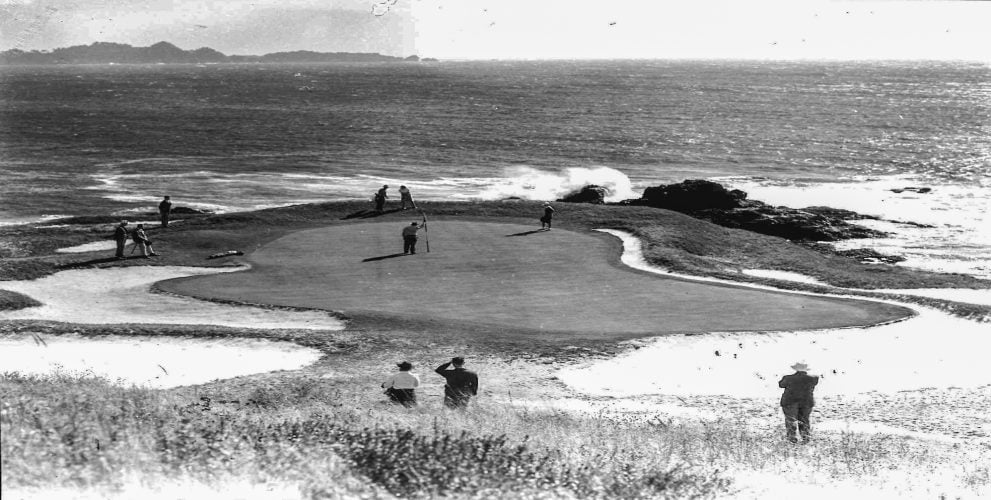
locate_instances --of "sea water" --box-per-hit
[1,60,988,278]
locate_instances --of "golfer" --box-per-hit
[399,185,417,210]
[113,220,129,259]
[435,357,478,409]
[402,221,424,255]
[778,361,819,444]
[374,184,389,212]
[540,203,555,230]
[159,196,173,227]
[382,361,419,407]
[131,224,159,258]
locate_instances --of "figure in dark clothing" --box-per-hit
[435,357,478,409]
[540,203,555,230]
[402,221,424,255]
[159,196,173,228]
[113,220,129,259]
[778,362,819,443]
[374,185,389,212]
[382,361,420,407]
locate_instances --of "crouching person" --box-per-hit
[382,361,419,407]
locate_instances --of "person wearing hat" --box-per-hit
[540,203,555,230]
[374,184,389,212]
[131,223,159,258]
[778,362,819,443]
[435,357,478,409]
[113,220,129,259]
[401,221,425,255]
[159,196,173,228]
[382,361,420,407]
[398,185,417,210]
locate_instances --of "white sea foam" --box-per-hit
[475,165,638,202]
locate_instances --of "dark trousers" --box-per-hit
[782,403,813,442]
[386,388,416,407]
[444,395,470,409]
[115,240,126,258]
[403,235,417,254]
[375,196,385,211]
[160,212,169,227]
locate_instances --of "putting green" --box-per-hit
[161,221,912,339]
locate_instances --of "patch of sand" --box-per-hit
[0,266,345,330]
[0,333,322,389]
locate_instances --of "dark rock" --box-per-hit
[890,187,932,194]
[558,185,608,204]
[639,179,747,211]
[803,206,879,221]
[832,248,906,264]
[633,179,888,241]
[171,206,211,215]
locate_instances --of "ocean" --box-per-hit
[1,60,988,278]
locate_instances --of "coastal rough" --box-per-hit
[558,185,608,204]
[631,180,888,242]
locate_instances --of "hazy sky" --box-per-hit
[1,0,988,60]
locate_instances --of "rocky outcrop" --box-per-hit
[632,180,887,242]
[640,179,747,211]
[558,185,608,204]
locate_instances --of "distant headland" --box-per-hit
[0,41,437,65]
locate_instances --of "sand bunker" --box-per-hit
[0,333,322,389]
[563,231,987,398]
[0,266,345,330]
[55,240,117,253]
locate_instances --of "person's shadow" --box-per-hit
[58,256,127,269]
[362,253,408,262]
[505,229,546,237]
[342,208,403,220]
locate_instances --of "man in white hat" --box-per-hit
[778,362,819,443]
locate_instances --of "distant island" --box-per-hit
[0,41,436,65]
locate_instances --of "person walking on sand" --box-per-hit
[399,185,417,210]
[113,220,129,259]
[540,203,555,230]
[159,196,173,228]
[382,361,420,407]
[131,224,159,258]
[435,357,478,409]
[779,362,819,444]
[402,221,424,255]
[374,184,389,212]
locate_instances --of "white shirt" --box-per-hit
[383,371,420,390]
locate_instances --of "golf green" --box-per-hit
[160,221,912,339]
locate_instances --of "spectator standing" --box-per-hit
[159,196,173,228]
[435,357,478,409]
[374,185,389,212]
[778,362,819,443]
[540,203,555,230]
[113,220,129,260]
[382,361,420,407]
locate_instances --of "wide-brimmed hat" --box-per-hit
[397,361,413,370]
[791,362,809,371]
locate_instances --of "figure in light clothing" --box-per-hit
[113,220,129,259]
[540,203,555,230]
[399,185,417,210]
[159,196,173,227]
[131,224,159,258]
[382,361,420,407]
[374,185,389,212]
[779,362,819,443]
[402,221,424,255]
[435,357,478,409]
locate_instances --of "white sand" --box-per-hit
[874,288,991,306]
[0,266,345,330]
[741,268,829,286]
[55,240,118,253]
[0,333,323,389]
